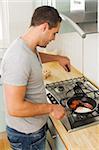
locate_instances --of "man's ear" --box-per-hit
[42,23,49,32]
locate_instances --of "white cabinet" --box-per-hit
[83,33,99,86]
[46,118,66,150]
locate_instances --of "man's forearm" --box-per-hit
[39,52,71,72]
[39,52,59,63]
[9,99,53,117]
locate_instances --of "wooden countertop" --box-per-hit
[43,61,99,150]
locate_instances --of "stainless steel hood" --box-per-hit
[66,0,97,23]
[59,0,97,34]
[65,11,97,24]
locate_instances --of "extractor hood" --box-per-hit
[65,0,97,23]
[60,0,97,34]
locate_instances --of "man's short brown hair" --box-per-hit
[30,6,62,29]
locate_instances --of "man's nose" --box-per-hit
[52,36,55,41]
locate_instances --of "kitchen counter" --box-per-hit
[43,61,99,150]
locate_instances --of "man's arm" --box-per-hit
[4,84,65,120]
[39,52,71,72]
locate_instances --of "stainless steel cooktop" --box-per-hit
[46,76,99,132]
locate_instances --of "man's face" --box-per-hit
[39,23,60,48]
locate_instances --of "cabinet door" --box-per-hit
[83,33,99,86]
[47,118,66,150]
[54,134,66,150]
[46,130,56,150]
[46,139,52,150]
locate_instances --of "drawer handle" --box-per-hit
[52,135,57,139]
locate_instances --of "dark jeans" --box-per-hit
[6,124,48,150]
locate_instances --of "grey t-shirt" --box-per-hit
[1,38,48,133]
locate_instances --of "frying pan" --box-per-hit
[66,96,97,115]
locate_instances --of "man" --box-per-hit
[1,6,70,150]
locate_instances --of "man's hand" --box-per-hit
[56,55,71,72]
[50,104,65,120]
[39,52,71,71]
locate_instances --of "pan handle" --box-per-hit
[65,107,73,115]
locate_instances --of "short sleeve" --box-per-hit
[1,56,31,86]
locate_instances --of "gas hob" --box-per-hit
[46,76,99,132]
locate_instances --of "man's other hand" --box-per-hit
[57,55,71,72]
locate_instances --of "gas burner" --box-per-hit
[46,76,99,132]
[54,87,64,93]
[57,85,64,92]
[76,81,83,84]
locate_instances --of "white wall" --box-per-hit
[8,0,34,43]
[8,0,56,43]
[38,32,83,72]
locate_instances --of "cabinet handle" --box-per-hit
[48,127,57,139]
[47,117,57,139]
[52,135,57,139]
